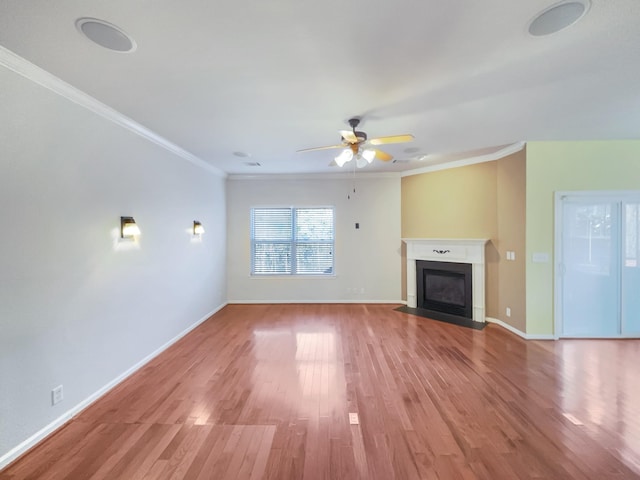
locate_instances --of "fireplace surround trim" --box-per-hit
[402,238,489,323]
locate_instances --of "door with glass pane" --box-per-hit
[622,201,640,334]
[559,194,640,337]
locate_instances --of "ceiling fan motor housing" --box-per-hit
[295,115,413,166]
[344,131,367,143]
[347,117,367,143]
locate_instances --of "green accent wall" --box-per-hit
[526,141,640,335]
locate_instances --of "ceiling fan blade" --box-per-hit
[373,149,393,162]
[296,144,345,153]
[340,130,358,143]
[368,134,414,146]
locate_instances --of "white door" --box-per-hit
[558,193,640,337]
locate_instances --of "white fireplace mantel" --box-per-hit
[402,238,489,323]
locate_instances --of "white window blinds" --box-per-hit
[251,207,334,275]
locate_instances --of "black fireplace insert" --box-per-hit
[416,260,472,321]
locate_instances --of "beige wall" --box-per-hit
[401,161,499,318]
[402,161,498,238]
[227,177,402,302]
[497,150,526,332]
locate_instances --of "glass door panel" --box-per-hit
[622,202,640,334]
[561,200,620,336]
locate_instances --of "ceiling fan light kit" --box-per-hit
[298,117,414,169]
[362,149,376,163]
[334,148,353,167]
[355,155,369,169]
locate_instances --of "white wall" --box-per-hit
[0,65,227,464]
[227,176,402,302]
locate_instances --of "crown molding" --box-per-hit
[227,171,401,181]
[400,142,526,177]
[0,46,226,178]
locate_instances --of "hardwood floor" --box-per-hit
[2,304,640,479]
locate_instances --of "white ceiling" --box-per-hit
[1,0,639,175]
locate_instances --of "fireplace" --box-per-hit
[403,238,488,323]
[417,260,472,321]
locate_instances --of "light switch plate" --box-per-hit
[52,385,63,405]
[532,252,549,263]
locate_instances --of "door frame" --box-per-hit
[554,190,640,338]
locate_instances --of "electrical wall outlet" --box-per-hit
[506,307,511,318]
[349,412,359,425]
[52,385,63,405]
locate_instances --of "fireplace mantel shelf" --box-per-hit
[403,238,489,322]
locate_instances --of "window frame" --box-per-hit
[250,206,335,277]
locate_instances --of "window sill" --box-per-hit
[249,274,337,279]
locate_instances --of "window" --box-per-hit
[251,207,334,275]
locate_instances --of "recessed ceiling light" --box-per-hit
[76,18,136,52]
[528,1,589,37]
[403,147,420,154]
[233,151,251,158]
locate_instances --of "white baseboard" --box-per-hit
[485,317,527,338]
[485,317,556,340]
[0,303,227,471]
[524,333,557,340]
[227,299,405,304]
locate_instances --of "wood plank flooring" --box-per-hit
[2,304,640,479]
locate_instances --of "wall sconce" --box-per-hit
[120,216,141,239]
[193,220,205,235]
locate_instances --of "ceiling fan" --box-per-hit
[296,118,414,168]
